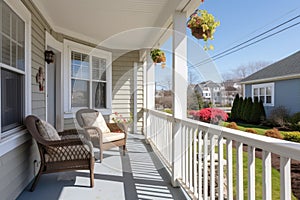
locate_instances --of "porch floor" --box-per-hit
[17,134,186,200]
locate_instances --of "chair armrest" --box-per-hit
[107,123,127,133]
[58,129,80,136]
[84,126,103,146]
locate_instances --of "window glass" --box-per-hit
[71,79,89,107]
[92,82,106,108]
[1,69,24,132]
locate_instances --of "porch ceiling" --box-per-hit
[32,0,201,49]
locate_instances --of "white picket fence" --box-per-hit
[145,109,300,200]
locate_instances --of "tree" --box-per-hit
[240,98,247,121]
[236,97,244,121]
[231,94,240,121]
[242,97,253,123]
[250,97,265,124]
[223,61,271,80]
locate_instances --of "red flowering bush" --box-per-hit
[190,108,228,124]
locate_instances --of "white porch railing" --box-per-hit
[145,108,300,200]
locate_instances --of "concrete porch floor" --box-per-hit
[17,134,186,200]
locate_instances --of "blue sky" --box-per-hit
[156,0,300,88]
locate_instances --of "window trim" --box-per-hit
[63,39,112,117]
[252,82,274,106]
[0,0,31,156]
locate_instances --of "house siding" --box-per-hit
[245,79,300,117]
[0,139,39,200]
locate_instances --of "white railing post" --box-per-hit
[171,10,187,187]
[144,51,155,142]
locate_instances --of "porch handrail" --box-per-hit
[144,108,300,200]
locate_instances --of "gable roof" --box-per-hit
[241,51,300,83]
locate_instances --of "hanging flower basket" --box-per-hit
[150,49,166,68]
[187,9,220,50]
[191,27,212,40]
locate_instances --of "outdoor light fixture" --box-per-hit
[44,50,55,64]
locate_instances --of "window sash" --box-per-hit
[70,51,108,109]
[252,83,274,106]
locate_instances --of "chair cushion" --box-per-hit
[36,120,60,141]
[81,112,111,134]
[103,132,125,143]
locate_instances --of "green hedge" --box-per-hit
[283,132,300,143]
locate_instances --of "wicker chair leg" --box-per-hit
[100,151,103,163]
[122,145,126,156]
[30,166,43,192]
[90,163,94,187]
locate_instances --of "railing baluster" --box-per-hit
[203,131,208,200]
[198,130,203,200]
[248,146,255,200]
[193,128,198,197]
[185,125,189,187]
[262,150,271,200]
[183,125,187,184]
[226,139,233,200]
[236,142,243,200]
[210,134,216,200]
[189,127,193,191]
[218,137,224,200]
[280,157,291,200]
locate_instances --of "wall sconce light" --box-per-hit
[44,50,55,64]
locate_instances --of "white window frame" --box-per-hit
[63,40,112,117]
[0,0,31,156]
[252,82,274,106]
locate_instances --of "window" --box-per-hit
[252,83,274,106]
[71,51,107,109]
[64,40,112,115]
[0,0,28,135]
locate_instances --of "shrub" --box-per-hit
[268,106,290,127]
[250,97,265,124]
[236,97,244,121]
[290,112,300,124]
[194,108,228,124]
[231,94,239,121]
[226,122,239,130]
[264,128,283,139]
[245,128,257,134]
[163,108,172,114]
[242,97,253,123]
[283,132,300,143]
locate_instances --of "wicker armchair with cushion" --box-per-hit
[76,109,127,162]
[25,115,95,191]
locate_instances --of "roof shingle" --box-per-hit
[242,51,300,82]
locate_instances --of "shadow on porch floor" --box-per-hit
[17,134,186,200]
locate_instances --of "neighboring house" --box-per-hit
[194,80,223,106]
[221,79,242,106]
[194,80,242,106]
[241,51,300,117]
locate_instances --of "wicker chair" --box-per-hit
[25,115,95,191]
[76,109,127,162]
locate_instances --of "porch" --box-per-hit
[17,134,186,200]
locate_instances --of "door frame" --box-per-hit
[45,32,64,131]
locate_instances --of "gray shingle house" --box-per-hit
[241,51,300,117]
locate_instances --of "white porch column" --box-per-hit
[171,11,187,187]
[144,50,155,141]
